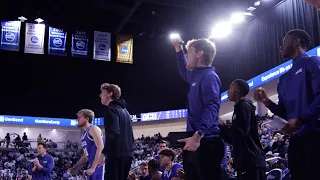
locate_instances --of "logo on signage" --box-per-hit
[120,46,128,54]
[317,48,320,57]
[5,117,24,122]
[70,120,78,126]
[5,33,15,42]
[99,44,106,50]
[0,116,4,122]
[35,119,60,125]
[142,113,158,121]
[31,36,39,43]
[76,41,85,50]
[53,38,63,47]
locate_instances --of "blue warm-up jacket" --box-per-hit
[268,53,320,136]
[176,51,221,137]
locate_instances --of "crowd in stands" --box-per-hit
[0,114,289,179]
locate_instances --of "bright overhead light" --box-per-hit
[243,12,253,16]
[211,22,232,39]
[169,33,180,40]
[18,16,27,22]
[34,18,44,23]
[247,6,256,11]
[230,13,244,24]
[254,1,261,6]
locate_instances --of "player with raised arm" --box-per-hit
[68,109,104,180]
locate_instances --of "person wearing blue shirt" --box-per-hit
[28,143,54,180]
[154,140,167,172]
[159,149,183,180]
[171,38,224,180]
[254,29,320,180]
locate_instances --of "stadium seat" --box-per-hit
[266,168,283,180]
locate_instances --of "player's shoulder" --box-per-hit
[89,125,102,133]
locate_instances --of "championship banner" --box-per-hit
[116,35,133,64]
[93,31,111,61]
[24,23,45,54]
[48,27,67,56]
[72,30,89,58]
[0,21,21,51]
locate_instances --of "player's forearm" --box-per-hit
[73,155,88,169]
[91,147,104,169]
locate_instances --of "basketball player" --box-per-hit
[68,109,104,180]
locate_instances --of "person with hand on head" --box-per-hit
[171,36,224,180]
[28,143,54,180]
[220,79,266,180]
[253,29,320,180]
[69,109,105,180]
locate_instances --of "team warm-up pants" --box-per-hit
[288,128,320,180]
[183,136,224,180]
[105,156,133,180]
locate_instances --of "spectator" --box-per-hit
[22,133,28,141]
[148,159,162,180]
[159,149,182,180]
[37,135,42,143]
[5,133,10,148]
[139,162,151,180]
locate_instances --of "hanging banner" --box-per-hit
[0,21,21,51]
[72,30,89,58]
[116,35,133,64]
[24,23,45,54]
[48,27,67,56]
[93,31,111,61]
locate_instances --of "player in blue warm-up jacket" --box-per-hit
[171,37,224,180]
[254,29,320,180]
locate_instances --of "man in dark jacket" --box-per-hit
[99,83,134,180]
[220,79,266,180]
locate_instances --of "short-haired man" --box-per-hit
[159,149,183,180]
[254,29,320,180]
[99,83,134,180]
[28,143,54,180]
[69,109,104,180]
[172,38,224,180]
[220,79,266,180]
[139,162,151,180]
[154,140,167,161]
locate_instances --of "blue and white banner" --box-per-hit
[0,21,21,51]
[0,115,103,127]
[93,31,111,61]
[141,109,188,122]
[48,27,67,56]
[24,23,45,54]
[72,30,89,58]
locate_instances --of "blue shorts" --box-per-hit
[87,165,104,180]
